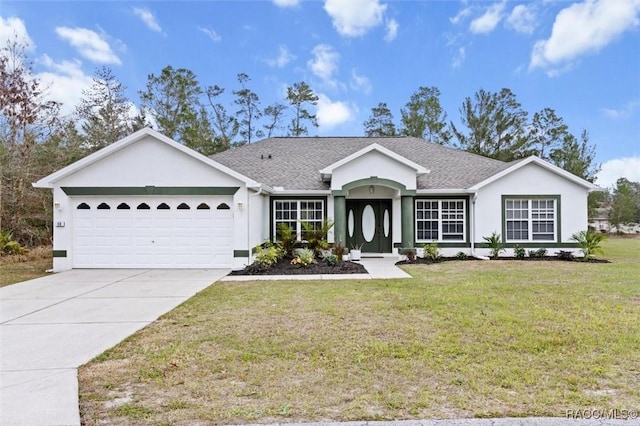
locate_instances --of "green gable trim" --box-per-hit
[475,242,579,249]
[501,195,562,243]
[234,250,250,258]
[332,177,416,197]
[62,186,240,196]
[52,250,67,258]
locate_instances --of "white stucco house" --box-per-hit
[34,127,600,272]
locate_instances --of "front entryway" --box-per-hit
[346,199,392,253]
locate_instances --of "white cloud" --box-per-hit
[350,69,372,94]
[198,26,221,42]
[132,7,162,33]
[450,6,472,25]
[36,55,94,117]
[601,99,640,119]
[316,93,355,130]
[273,0,299,7]
[596,157,640,188]
[452,46,466,69]
[307,44,339,88]
[266,45,295,68]
[55,27,120,65]
[384,18,398,42]
[324,0,387,37]
[530,0,640,72]
[506,4,537,34]
[470,1,506,34]
[0,16,34,49]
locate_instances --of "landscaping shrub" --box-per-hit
[514,244,526,259]
[276,223,296,258]
[291,248,316,268]
[483,232,505,259]
[456,251,468,260]
[422,241,441,261]
[570,229,605,260]
[528,248,547,258]
[401,248,416,263]
[254,244,283,268]
[0,231,27,255]
[557,250,575,261]
[323,253,339,266]
[301,219,333,257]
[332,240,346,261]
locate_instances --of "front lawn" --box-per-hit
[79,238,640,424]
[0,246,52,287]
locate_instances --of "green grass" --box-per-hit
[79,238,640,425]
[0,247,52,287]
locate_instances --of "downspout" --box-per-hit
[246,185,263,265]
[470,192,490,260]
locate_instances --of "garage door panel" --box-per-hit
[72,196,234,268]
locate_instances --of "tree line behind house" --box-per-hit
[1,39,635,248]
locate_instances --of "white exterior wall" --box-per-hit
[473,163,589,257]
[331,151,417,191]
[49,136,249,271]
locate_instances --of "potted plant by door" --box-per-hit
[350,243,363,261]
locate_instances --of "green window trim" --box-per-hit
[414,196,470,244]
[52,250,67,258]
[501,195,561,244]
[269,196,328,242]
[62,186,240,196]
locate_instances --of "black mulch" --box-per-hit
[230,257,368,275]
[397,256,610,265]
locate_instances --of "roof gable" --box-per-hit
[33,128,259,189]
[468,156,599,191]
[319,143,429,181]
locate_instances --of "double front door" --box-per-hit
[346,199,392,253]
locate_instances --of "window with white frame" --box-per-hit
[273,199,324,241]
[416,199,466,242]
[505,198,556,242]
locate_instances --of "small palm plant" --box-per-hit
[570,230,605,260]
[301,218,334,257]
[483,231,505,260]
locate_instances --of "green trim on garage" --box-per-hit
[52,250,67,258]
[234,250,250,258]
[61,186,240,196]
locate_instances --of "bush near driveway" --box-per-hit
[79,239,640,425]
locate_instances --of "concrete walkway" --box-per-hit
[222,255,411,281]
[0,269,227,426]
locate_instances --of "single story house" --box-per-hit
[34,127,600,272]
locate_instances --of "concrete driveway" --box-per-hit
[0,269,228,426]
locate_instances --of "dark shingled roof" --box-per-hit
[211,136,513,191]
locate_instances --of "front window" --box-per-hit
[505,198,557,242]
[274,199,324,241]
[416,199,466,242]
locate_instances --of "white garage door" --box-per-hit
[72,197,233,268]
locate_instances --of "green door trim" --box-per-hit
[332,177,416,197]
[346,199,392,253]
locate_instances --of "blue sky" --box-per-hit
[1,0,639,188]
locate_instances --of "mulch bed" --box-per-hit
[230,257,368,275]
[397,256,610,265]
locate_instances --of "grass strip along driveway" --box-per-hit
[79,239,640,424]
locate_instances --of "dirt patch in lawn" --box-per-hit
[230,257,367,275]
